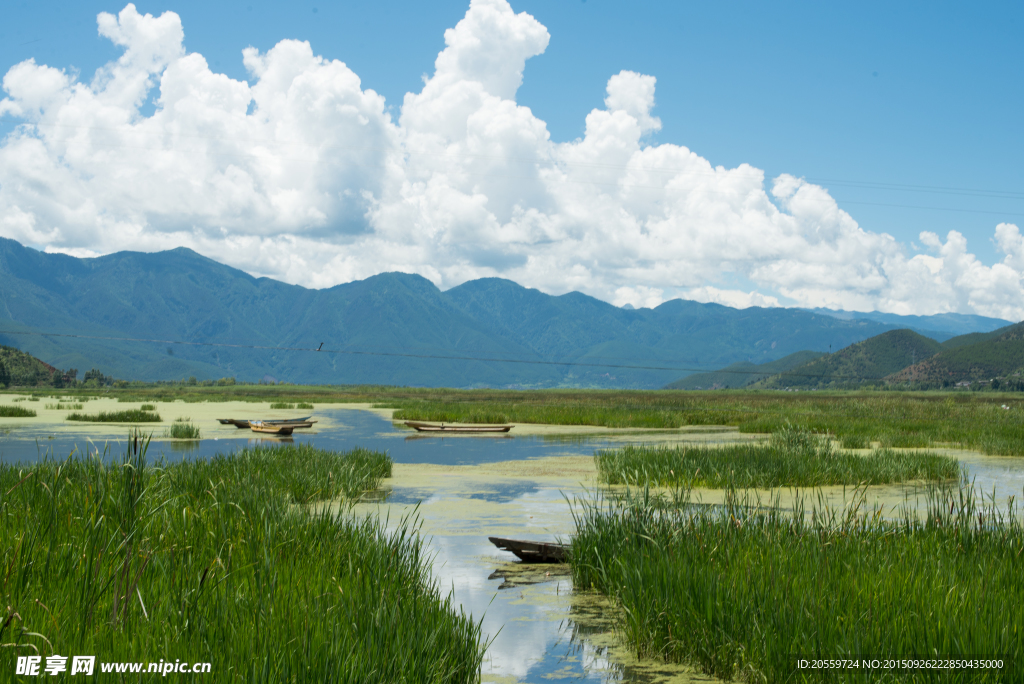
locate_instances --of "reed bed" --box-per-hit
[0,436,483,682]
[385,391,1024,456]
[166,417,201,440]
[596,427,960,488]
[571,484,1023,682]
[45,402,83,410]
[139,403,156,410]
[65,409,162,423]
[0,405,36,417]
[269,402,295,409]
[296,402,314,409]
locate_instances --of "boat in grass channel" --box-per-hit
[404,421,514,433]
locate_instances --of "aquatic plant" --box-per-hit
[65,409,162,422]
[0,437,483,681]
[270,402,295,409]
[296,402,314,409]
[45,402,83,410]
[595,427,960,488]
[0,404,36,417]
[571,484,1023,682]
[166,417,200,440]
[139,403,156,410]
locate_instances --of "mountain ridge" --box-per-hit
[0,238,1015,388]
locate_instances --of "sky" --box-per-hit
[1,0,1022,319]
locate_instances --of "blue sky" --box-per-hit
[1,1,1022,317]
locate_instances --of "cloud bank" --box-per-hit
[1,1,1022,319]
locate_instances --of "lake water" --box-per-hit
[3,403,1023,682]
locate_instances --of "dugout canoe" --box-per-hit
[488,536,570,563]
[250,421,300,435]
[405,421,513,433]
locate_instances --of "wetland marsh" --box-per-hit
[1,388,1023,681]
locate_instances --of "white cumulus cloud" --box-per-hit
[1,0,1022,320]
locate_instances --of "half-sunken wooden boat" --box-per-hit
[488,536,570,563]
[405,421,513,433]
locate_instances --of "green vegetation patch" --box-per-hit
[0,405,36,418]
[571,485,1023,682]
[0,436,483,681]
[166,417,200,440]
[296,401,314,409]
[596,427,960,488]
[139,403,156,410]
[65,409,162,423]
[45,402,83,410]
[270,402,295,409]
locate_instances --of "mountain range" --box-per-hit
[0,237,1014,388]
[676,323,1024,391]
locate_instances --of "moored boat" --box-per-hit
[488,536,570,563]
[250,421,297,435]
[405,421,513,433]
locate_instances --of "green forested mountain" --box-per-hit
[663,350,826,389]
[0,238,1013,388]
[886,322,1024,388]
[751,329,944,389]
[0,345,65,387]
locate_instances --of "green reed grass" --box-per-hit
[66,409,162,423]
[0,436,483,682]
[596,427,960,488]
[0,405,37,418]
[166,417,201,440]
[139,403,156,410]
[45,402,83,410]
[296,402,314,409]
[270,402,295,409]
[571,484,1023,682]
[384,391,1024,456]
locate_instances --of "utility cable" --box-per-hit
[0,327,965,383]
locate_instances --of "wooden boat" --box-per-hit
[405,421,513,433]
[488,536,570,563]
[250,421,297,435]
[220,417,315,429]
[263,416,314,425]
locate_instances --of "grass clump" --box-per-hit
[0,404,37,418]
[166,417,200,440]
[66,409,162,423]
[296,402,314,409]
[596,427,960,488]
[571,484,1023,682]
[139,403,156,410]
[45,402,83,410]
[0,436,483,681]
[270,402,295,409]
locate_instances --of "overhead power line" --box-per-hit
[0,328,915,383]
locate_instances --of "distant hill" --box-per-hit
[0,237,1014,388]
[0,344,66,388]
[663,350,825,389]
[752,329,943,389]
[804,308,1011,341]
[886,322,1024,388]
